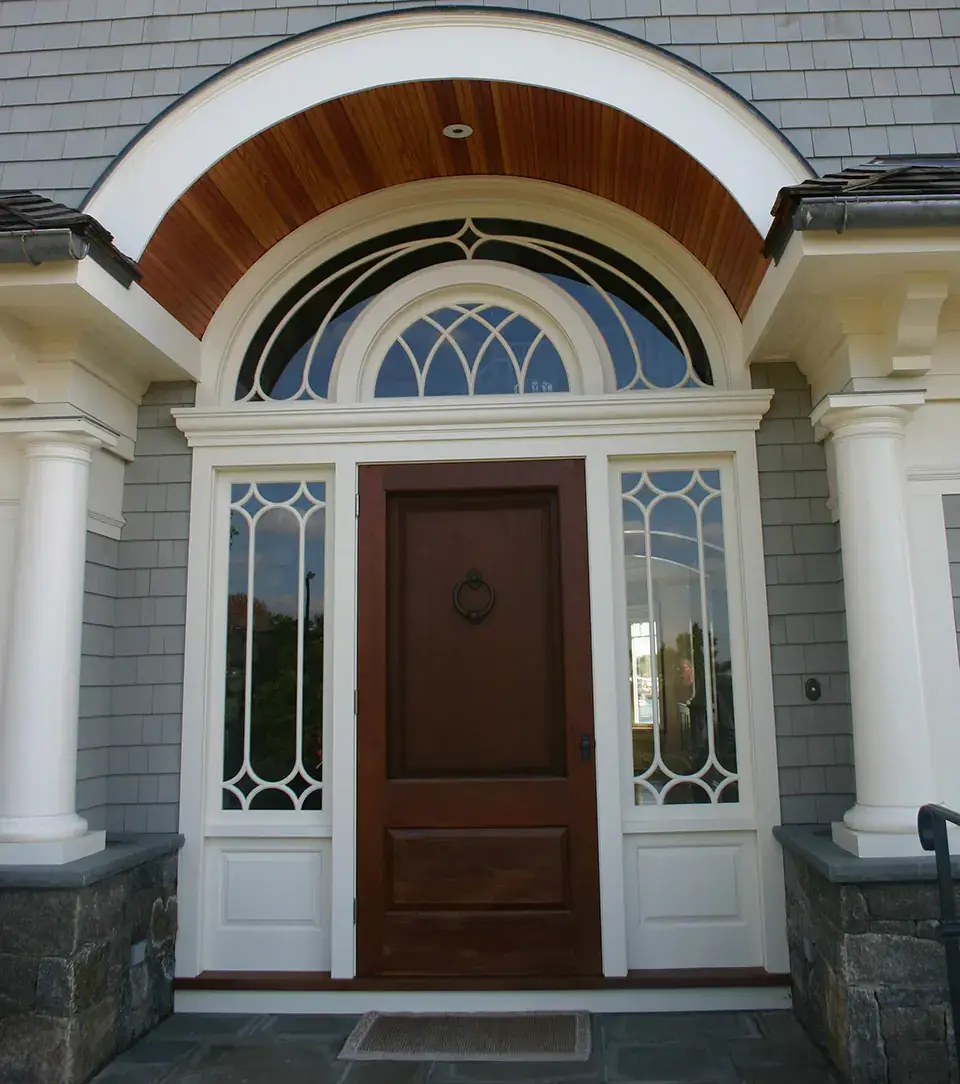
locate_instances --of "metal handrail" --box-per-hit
[917,803,960,1077]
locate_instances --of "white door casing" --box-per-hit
[172,194,786,1002]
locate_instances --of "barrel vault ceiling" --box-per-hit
[137,79,768,338]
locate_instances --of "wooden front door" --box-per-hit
[357,460,602,979]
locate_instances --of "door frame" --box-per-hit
[174,392,786,985]
[356,458,602,978]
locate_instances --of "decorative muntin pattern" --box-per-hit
[375,303,569,397]
[223,481,326,812]
[237,218,711,401]
[621,468,738,806]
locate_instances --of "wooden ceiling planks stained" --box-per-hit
[138,80,768,337]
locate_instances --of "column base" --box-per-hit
[832,821,926,858]
[0,830,105,866]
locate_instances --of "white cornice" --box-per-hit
[173,390,774,448]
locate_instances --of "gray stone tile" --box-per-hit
[112,1039,200,1065]
[601,1013,761,1045]
[726,1036,831,1070]
[737,1069,837,1084]
[146,1013,261,1040]
[171,1042,346,1083]
[92,1064,172,1084]
[340,1064,431,1084]
[428,1059,602,1083]
[606,1042,739,1083]
[265,1013,362,1039]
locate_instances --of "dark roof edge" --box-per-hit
[763,158,960,262]
[765,197,960,262]
[0,191,140,287]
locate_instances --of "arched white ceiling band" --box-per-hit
[83,10,813,259]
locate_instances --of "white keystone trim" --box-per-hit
[84,10,811,258]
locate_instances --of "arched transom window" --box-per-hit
[237,219,712,402]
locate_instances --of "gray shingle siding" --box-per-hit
[753,362,855,826]
[0,1,958,206]
[945,494,960,661]
[77,529,118,832]
[106,381,193,835]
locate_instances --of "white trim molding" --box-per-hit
[202,180,750,409]
[174,391,774,448]
[83,10,811,258]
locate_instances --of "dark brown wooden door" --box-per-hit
[357,460,602,979]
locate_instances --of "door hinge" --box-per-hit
[353,688,358,716]
[355,492,359,518]
[353,898,358,924]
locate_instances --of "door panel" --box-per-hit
[388,828,570,907]
[357,460,601,978]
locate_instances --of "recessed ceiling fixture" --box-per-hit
[443,123,473,139]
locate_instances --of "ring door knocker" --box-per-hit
[453,569,496,625]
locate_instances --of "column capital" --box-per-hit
[810,391,926,441]
[0,416,118,453]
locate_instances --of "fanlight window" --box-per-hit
[237,219,711,401]
[620,468,738,807]
[376,304,569,398]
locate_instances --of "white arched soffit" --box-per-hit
[332,262,615,402]
[201,178,747,409]
[82,9,812,260]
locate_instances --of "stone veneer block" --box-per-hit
[777,825,960,1084]
[0,835,182,1084]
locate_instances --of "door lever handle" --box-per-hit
[580,733,593,762]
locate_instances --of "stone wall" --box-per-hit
[0,838,180,1084]
[781,830,959,1084]
[753,362,855,825]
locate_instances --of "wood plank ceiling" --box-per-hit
[138,80,768,338]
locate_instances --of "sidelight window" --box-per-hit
[222,481,327,811]
[620,468,738,806]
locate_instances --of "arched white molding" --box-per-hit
[331,262,614,402]
[84,10,811,258]
[201,178,745,409]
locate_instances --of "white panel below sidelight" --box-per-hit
[203,840,331,971]
[624,832,763,970]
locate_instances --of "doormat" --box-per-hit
[339,1011,592,1062]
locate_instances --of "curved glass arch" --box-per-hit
[237,218,712,401]
[374,303,570,398]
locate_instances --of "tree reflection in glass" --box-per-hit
[222,482,326,811]
[622,469,738,806]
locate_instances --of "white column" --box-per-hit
[812,392,935,857]
[0,433,106,864]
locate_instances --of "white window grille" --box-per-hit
[222,481,327,811]
[620,468,738,806]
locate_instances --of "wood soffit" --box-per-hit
[138,80,768,338]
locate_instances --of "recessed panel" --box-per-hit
[637,845,741,921]
[389,828,570,908]
[388,492,565,778]
[222,850,322,926]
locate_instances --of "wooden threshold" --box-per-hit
[174,969,789,992]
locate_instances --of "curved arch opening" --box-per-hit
[238,217,711,403]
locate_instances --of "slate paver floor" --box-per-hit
[90,1011,839,1084]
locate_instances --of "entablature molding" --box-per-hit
[173,390,774,450]
[745,230,960,399]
